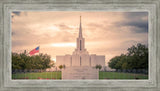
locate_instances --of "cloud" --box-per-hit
[91,12,149,34]
[114,20,148,33]
[116,12,148,33]
[123,12,148,20]
[55,23,73,30]
[12,11,21,16]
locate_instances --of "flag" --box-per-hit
[29,46,39,55]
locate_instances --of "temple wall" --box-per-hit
[56,54,105,71]
[56,55,71,70]
[90,54,97,66]
[56,56,65,67]
[56,54,105,67]
[81,54,90,66]
[64,55,72,66]
[72,54,80,66]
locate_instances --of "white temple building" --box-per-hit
[56,16,105,79]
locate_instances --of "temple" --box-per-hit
[56,16,105,79]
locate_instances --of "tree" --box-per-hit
[95,64,102,71]
[12,53,23,70]
[58,64,66,70]
[108,43,148,70]
[127,43,148,69]
[108,56,121,69]
[12,51,53,70]
[49,61,55,68]
[59,65,63,70]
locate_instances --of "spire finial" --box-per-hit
[79,16,82,38]
[80,16,81,23]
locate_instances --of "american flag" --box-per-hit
[29,46,39,55]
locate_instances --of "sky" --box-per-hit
[11,11,148,65]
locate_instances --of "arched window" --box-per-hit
[80,56,81,66]
[80,40,81,50]
[89,56,91,66]
[71,57,72,66]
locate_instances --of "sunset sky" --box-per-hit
[11,11,148,65]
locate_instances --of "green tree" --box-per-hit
[108,43,148,70]
[127,43,148,69]
[122,62,128,69]
[59,65,63,70]
[12,53,23,70]
[58,64,66,70]
[12,51,53,70]
[95,64,102,71]
[108,56,121,69]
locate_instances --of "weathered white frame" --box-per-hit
[0,0,159,91]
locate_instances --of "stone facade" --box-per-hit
[56,16,105,79]
[56,54,105,69]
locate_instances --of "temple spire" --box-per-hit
[79,16,82,38]
[73,16,88,54]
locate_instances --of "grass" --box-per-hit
[99,71,148,79]
[12,71,148,80]
[12,71,61,79]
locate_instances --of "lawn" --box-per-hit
[99,71,148,79]
[12,71,148,80]
[12,71,61,79]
